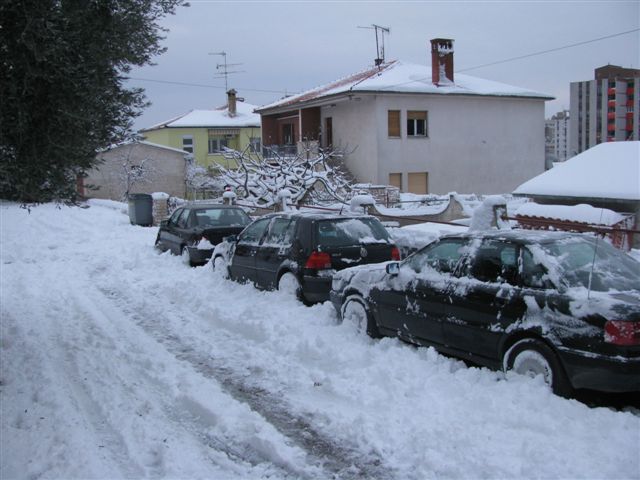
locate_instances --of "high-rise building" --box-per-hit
[545,110,570,167]
[569,65,639,156]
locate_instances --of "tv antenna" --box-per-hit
[209,51,245,91]
[357,24,390,66]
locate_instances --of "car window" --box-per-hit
[521,247,553,289]
[194,208,251,227]
[316,218,390,247]
[468,240,518,285]
[169,208,183,225]
[237,218,271,245]
[263,217,295,247]
[406,239,467,274]
[176,209,190,229]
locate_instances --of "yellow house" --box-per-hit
[140,90,261,169]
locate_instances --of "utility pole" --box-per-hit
[357,24,390,66]
[208,51,244,91]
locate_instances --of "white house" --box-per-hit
[256,38,553,195]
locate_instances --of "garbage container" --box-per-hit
[128,193,153,226]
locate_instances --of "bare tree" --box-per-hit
[116,146,156,201]
[212,143,356,208]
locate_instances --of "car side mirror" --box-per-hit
[386,262,400,276]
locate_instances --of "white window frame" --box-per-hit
[182,135,194,154]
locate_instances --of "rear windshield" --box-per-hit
[194,208,251,227]
[536,237,640,292]
[316,218,390,247]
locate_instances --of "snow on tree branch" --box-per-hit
[211,144,355,208]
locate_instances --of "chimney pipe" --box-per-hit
[430,38,454,86]
[227,88,237,117]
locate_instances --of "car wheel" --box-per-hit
[181,246,194,267]
[277,272,301,299]
[503,338,572,397]
[341,295,381,339]
[212,256,229,278]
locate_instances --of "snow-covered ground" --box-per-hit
[1,201,639,480]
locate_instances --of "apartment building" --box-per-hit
[545,110,570,166]
[569,65,640,156]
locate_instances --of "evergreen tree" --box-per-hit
[0,0,186,202]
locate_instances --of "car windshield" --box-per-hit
[535,237,640,292]
[317,218,390,247]
[194,208,251,227]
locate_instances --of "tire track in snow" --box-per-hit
[97,284,396,480]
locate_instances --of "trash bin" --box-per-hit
[128,193,153,226]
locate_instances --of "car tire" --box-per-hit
[503,338,572,397]
[212,256,229,278]
[181,246,194,267]
[341,295,381,339]
[277,272,301,299]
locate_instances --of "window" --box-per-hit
[237,218,270,245]
[407,111,428,137]
[208,137,228,154]
[388,110,400,137]
[182,136,194,154]
[468,240,518,284]
[389,173,402,189]
[249,137,261,153]
[407,239,466,274]
[264,218,295,246]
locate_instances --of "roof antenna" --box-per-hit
[209,51,245,91]
[587,208,605,299]
[357,24,390,68]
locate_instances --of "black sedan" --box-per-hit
[330,230,640,396]
[155,203,252,266]
[214,212,400,304]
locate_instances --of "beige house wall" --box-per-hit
[86,143,187,201]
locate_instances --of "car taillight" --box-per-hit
[604,320,640,346]
[305,251,332,270]
[391,246,401,261]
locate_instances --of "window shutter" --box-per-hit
[388,110,400,137]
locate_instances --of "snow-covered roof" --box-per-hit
[258,60,552,111]
[513,141,640,201]
[515,203,627,226]
[142,101,261,131]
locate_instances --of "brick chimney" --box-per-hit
[227,88,237,117]
[430,38,454,86]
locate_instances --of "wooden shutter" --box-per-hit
[388,110,401,137]
[408,172,428,194]
[389,173,402,189]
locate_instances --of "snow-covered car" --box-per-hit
[330,230,640,396]
[155,203,252,266]
[213,212,400,304]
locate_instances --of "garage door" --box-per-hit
[408,172,428,194]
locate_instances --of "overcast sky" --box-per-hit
[128,0,640,130]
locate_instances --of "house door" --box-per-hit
[282,123,294,145]
[325,117,333,147]
[408,172,428,194]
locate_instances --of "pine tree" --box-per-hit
[0,0,186,202]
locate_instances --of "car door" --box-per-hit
[254,216,296,289]
[442,239,527,361]
[161,208,189,254]
[228,217,271,284]
[374,238,466,345]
